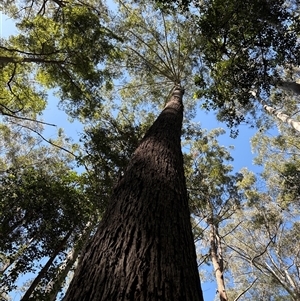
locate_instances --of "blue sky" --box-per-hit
[0,9,263,301]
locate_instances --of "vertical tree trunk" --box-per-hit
[21,229,73,301]
[250,90,300,133]
[45,223,93,301]
[63,86,204,301]
[209,223,228,301]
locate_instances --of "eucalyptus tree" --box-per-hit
[194,0,300,133]
[183,127,244,301]
[222,183,300,300]
[0,3,127,297]
[1,0,119,122]
[156,0,300,135]
[216,123,300,300]
[0,123,98,300]
[63,0,207,300]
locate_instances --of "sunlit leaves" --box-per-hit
[2,0,120,120]
[193,0,300,130]
[106,0,203,117]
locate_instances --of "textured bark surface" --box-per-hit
[63,86,203,301]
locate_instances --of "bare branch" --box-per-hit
[10,121,76,158]
[127,47,174,82]
[0,105,56,127]
[233,278,257,301]
[161,12,177,81]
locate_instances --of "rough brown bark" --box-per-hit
[63,86,203,301]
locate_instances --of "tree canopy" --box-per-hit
[0,0,300,300]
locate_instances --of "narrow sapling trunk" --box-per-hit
[209,222,228,301]
[46,223,93,301]
[63,86,204,301]
[21,229,73,301]
[250,90,300,133]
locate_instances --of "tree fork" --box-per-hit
[63,85,204,301]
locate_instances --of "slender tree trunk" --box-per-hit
[63,86,204,301]
[45,224,93,301]
[263,104,300,133]
[21,229,73,301]
[250,90,300,133]
[0,237,35,275]
[209,222,228,301]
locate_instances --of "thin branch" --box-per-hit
[0,45,63,56]
[114,79,172,91]
[161,12,177,80]
[127,46,174,82]
[7,63,17,95]
[233,278,257,301]
[222,239,251,261]
[290,109,300,117]
[117,0,175,79]
[127,29,174,77]
[142,24,176,80]
[10,121,76,158]
[176,14,182,80]
[0,107,57,127]
[0,55,65,64]
[197,253,210,267]
[251,235,275,264]
[5,63,27,114]
[222,220,244,239]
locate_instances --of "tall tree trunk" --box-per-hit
[209,222,228,301]
[21,229,73,301]
[262,104,300,133]
[63,86,204,301]
[45,223,93,301]
[250,90,300,133]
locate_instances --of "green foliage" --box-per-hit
[194,0,300,130]
[0,123,98,299]
[2,0,120,120]
[183,126,244,267]
[1,0,300,299]
[221,123,300,299]
[0,50,47,119]
[79,113,144,212]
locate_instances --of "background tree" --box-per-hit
[218,121,300,300]
[194,0,300,133]
[184,127,244,301]
[1,0,119,121]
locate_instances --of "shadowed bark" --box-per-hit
[63,85,204,301]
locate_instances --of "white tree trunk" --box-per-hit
[250,90,300,133]
[263,104,300,133]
